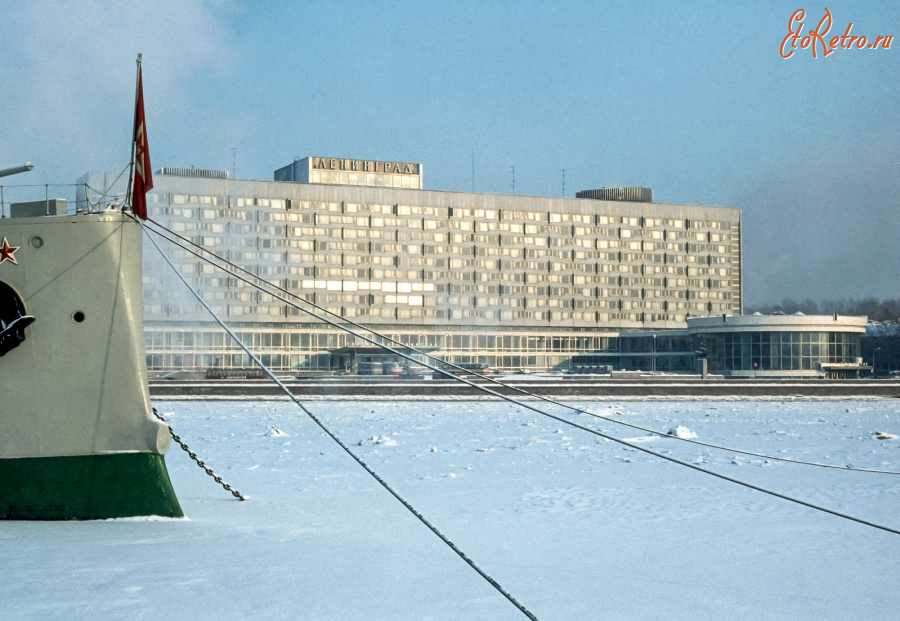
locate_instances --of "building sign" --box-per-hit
[310,157,420,176]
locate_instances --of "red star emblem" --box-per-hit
[0,237,19,265]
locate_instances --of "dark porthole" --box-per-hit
[73,311,85,323]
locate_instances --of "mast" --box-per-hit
[125,54,142,211]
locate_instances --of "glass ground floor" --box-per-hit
[144,317,868,378]
[144,323,622,375]
[701,330,860,373]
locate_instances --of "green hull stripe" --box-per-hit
[0,453,183,520]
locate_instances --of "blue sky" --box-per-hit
[1,1,897,305]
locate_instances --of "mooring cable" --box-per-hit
[142,222,540,620]
[142,221,900,537]
[144,217,900,476]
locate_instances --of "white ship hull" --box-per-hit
[0,212,181,519]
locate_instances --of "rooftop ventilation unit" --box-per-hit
[576,187,652,203]
[157,167,230,179]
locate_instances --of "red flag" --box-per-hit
[132,64,153,220]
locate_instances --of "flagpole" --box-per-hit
[125,53,142,211]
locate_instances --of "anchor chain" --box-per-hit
[152,407,246,501]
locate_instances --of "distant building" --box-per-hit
[862,322,900,378]
[79,158,743,374]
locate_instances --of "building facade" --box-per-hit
[689,314,867,378]
[79,160,742,374]
[568,314,868,378]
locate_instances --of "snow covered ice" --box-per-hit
[667,425,698,439]
[2,399,899,620]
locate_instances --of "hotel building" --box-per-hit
[79,157,743,374]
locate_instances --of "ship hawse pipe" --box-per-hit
[0,163,34,179]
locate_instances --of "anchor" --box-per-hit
[0,281,35,357]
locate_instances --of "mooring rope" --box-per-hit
[140,221,900,537]
[143,217,900,476]
[142,222,540,620]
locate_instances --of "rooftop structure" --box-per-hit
[275,157,423,189]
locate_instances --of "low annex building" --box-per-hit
[688,313,868,378]
[571,314,869,378]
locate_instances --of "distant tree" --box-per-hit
[821,299,849,315]
[856,297,882,320]
[780,298,800,314]
[799,298,819,314]
[746,297,900,321]
[878,298,900,321]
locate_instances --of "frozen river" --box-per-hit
[2,398,899,620]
